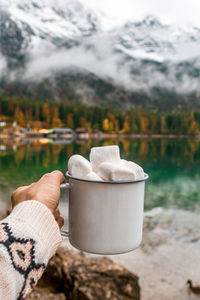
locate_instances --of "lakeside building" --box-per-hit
[91,129,103,140]
[52,128,73,135]
[75,128,89,140]
[48,128,74,139]
[0,118,6,127]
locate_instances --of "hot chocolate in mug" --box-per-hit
[60,171,149,255]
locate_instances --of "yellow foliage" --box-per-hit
[140,113,149,134]
[79,117,87,128]
[161,116,167,134]
[114,119,119,132]
[52,117,63,128]
[14,107,25,127]
[123,115,130,133]
[188,120,197,134]
[51,106,59,118]
[103,118,110,131]
[66,113,74,128]
[42,103,50,123]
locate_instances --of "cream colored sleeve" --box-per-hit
[0,201,62,300]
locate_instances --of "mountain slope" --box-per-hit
[1,0,200,109]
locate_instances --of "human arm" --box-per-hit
[0,171,65,300]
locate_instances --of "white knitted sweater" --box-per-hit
[0,200,62,300]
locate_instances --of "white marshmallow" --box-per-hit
[68,154,92,179]
[90,145,120,172]
[98,161,136,181]
[85,172,103,181]
[120,160,144,179]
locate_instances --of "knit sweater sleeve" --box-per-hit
[0,200,62,300]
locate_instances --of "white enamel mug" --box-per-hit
[61,171,149,255]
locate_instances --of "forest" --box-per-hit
[1,96,200,134]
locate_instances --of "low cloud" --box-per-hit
[20,33,135,91]
[2,32,200,95]
[20,35,200,95]
[0,54,7,74]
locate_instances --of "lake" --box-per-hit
[0,137,200,212]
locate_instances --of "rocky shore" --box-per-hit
[27,247,140,300]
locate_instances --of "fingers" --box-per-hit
[57,216,64,229]
[38,171,66,186]
[11,185,29,207]
[54,208,60,221]
[54,208,64,228]
[11,171,65,215]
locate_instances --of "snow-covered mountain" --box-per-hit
[1,0,200,106]
[0,0,101,59]
[115,16,200,62]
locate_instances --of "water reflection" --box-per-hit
[0,138,200,211]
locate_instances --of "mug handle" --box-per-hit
[60,183,70,238]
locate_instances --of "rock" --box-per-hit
[28,247,140,300]
[26,287,65,300]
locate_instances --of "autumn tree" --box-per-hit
[103,118,110,132]
[35,104,40,121]
[188,120,197,134]
[140,112,149,134]
[51,106,63,128]
[79,116,87,128]
[25,107,32,124]
[66,113,74,128]
[14,106,25,127]
[129,110,140,133]
[161,115,167,134]
[107,112,115,132]
[42,103,50,124]
[123,115,131,133]
[114,119,119,133]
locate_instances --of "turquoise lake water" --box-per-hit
[0,138,200,211]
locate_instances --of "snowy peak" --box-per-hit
[1,0,200,62]
[115,16,200,63]
[130,15,164,29]
[1,0,102,46]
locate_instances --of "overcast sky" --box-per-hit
[83,0,200,28]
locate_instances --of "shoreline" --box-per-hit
[103,133,200,139]
[1,133,200,142]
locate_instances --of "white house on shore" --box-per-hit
[0,118,6,127]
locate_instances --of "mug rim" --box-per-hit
[66,171,149,184]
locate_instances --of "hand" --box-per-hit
[11,170,65,228]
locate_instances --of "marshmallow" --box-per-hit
[98,161,136,181]
[68,154,92,179]
[90,145,120,172]
[120,160,144,179]
[85,172,103,181]
[68,145,144,182]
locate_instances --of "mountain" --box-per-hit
[1,0,200,110]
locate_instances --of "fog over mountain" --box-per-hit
[1,0,200,106]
